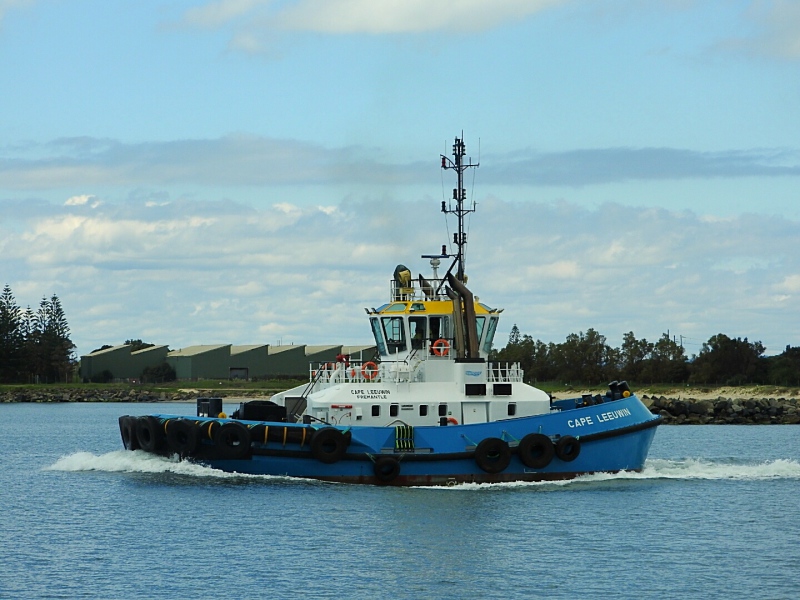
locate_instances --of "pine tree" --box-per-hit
[0,284,24,382]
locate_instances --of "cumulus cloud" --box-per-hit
[1,196,798,357]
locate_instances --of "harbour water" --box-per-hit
[2,402,799,599]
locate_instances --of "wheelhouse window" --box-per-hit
[429,316,450,343]
[475,317,486,346]
[370,318,388,356]
[482,317,498,354]
[410,316,427,350]
[381,317,407,354]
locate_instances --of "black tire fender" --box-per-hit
[119,416,139,451]
[518,433,555,469]
[373,456,401,484]
[555,435,581,462]
[311,428,348,464]
[135,416,163,453]
[474,437,511,473]
[213,422,252,460]
[166,419,200,456]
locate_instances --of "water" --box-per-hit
[1,402,799,599]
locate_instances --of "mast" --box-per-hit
[440,135,479,282]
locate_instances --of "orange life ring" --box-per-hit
[361,361,378,380]
[447,417,459,425]
[432,339,451,356]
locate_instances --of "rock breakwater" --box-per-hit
[643,395,800,424]
[0,389,271,404]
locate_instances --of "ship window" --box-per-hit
[381,317,407,354]
[475,317,486,345]
[429,316,450,342]
[372,405,380,417]
[385,303,408,312]
[508,402,517,416]
[390,403,399,417]
[419,404,428,417]
[410,316,427,350]
[370,318,388,357]
[482,317,499,354]
[438,404,448,417]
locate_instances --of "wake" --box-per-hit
[47,451,800,488]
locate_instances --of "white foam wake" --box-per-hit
[429,457,800,491]
[46,450,262,479]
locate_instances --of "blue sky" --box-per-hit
[1,0,799,359]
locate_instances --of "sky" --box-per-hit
[1,0,799,359]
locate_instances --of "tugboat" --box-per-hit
[118,135,662,486]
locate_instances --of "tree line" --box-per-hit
[491,325,800,387]
[0,284,76,383]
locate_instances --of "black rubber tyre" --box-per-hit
[135,416,163,453]
[166,419,200,456]
[311,428,348,464]
[119,416,139,451]
[213,422,252,460]
[555,435,581,462]
[373,456,401,484]
[518,433,554,469]
[474,437,511,473]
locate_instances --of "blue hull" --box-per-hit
[120,395,661,486]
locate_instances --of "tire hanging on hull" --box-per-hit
[518,433,554,469]
[474,437,511,473]
[373,456,401,484]
[213,422,251,460]
[119,416,139,451]
[135,416,163,453]
[311,428,349,464]
[555,435,581,462]
[166,419,200,457]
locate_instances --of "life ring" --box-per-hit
[555,435,581,462]
[446,417,459,426]
[518,433,554,469]
[119,416,139,451]
[213,422,251,460]
[432,339,451,356]
[135,416,163,453]
[311,427,349,464]
[166,419,200,457]
[361,361,378,380]
[474,437,511,473]
[373,456,401,484]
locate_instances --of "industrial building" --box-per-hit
[79,342,376,382]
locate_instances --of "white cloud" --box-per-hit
[64,194,94,206]
[179,0,568,40]
[718,0,800,61]
[2,196,799,357]
[274,0,567,34]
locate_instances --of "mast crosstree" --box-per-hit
[438,135,479,283]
